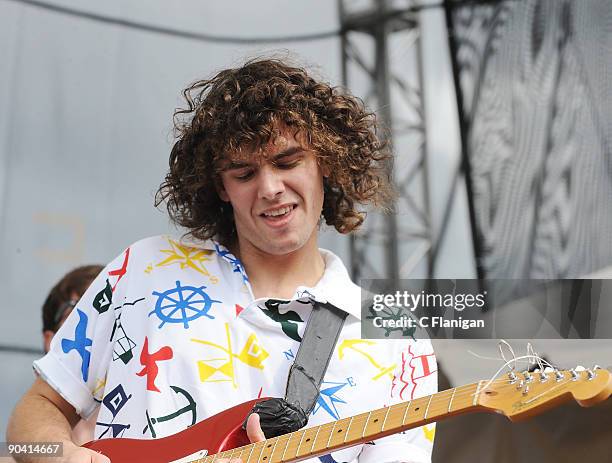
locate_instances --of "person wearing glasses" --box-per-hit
[41,265,103,445]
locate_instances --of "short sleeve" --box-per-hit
[33,247,132,419]
[358,338,437,463]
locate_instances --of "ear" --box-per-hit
[217,187,230,202]
[215,177,230,202]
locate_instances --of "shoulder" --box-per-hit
[126,235,217,255]
[102,235,220,286]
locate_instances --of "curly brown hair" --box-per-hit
[155,57,394,245]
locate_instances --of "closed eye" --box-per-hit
[276,160,300,170]
[234,169,254,181]
[273,153,303,170]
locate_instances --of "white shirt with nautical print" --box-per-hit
[34,235,438,463]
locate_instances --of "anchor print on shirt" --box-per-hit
[142,385,197,438]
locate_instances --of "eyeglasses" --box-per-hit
[52,299,78,330]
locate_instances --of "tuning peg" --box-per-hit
[587,369,596,380]
[539,371,549,382]
[570,369,579,381]
[555,370,564,382]
[507,371,518,384]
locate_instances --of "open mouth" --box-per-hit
[260,204,297,221]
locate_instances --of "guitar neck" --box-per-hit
[201,382,482,463]
[83,369,610,463]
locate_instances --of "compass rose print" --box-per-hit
[312,381,349,420]
[150,281,221,329]
[153,238,218,283]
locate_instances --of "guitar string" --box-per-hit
[202,374,581,462]
[200,342,575,462]
[201,370,591,462]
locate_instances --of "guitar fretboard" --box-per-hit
[198,382,481,463]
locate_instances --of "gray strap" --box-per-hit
[285,300,348,415]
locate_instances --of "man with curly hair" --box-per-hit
[8,58,437,463]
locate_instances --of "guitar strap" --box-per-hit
[243,300,348,438]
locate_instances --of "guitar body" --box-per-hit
[84,398,261,463]
[82,369,612,463]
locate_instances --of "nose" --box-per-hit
[257,165,285,200]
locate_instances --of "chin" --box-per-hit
[265,237,304,255]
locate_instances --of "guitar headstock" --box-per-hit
[477,367,612,421]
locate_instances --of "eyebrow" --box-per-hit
[225,146,304,170]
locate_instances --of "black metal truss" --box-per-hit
[339,0,435,284]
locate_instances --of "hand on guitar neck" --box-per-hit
[216,414,266,463]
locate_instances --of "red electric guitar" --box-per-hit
[85,367,612,463]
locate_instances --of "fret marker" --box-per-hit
[448,388,456,412]
[402,401,412,424]
[269,438,279,463]
[297,430,307,455]
[424,395,433,419]
[381,406,391,431]
[326,422,337,448]
[311,426,322,453]
[343,416,354,443]
[362,412,372,438]
[257,442,266,462]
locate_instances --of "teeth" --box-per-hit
[264,206,293,217]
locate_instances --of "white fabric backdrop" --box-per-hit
[0,0,485,442]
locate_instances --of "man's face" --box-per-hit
[218,129,325,257]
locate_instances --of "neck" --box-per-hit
[232,234,325,300]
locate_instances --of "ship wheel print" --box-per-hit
[150,281,221,329]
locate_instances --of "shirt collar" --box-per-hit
[296,248,362,320]
[180,237,362,320]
